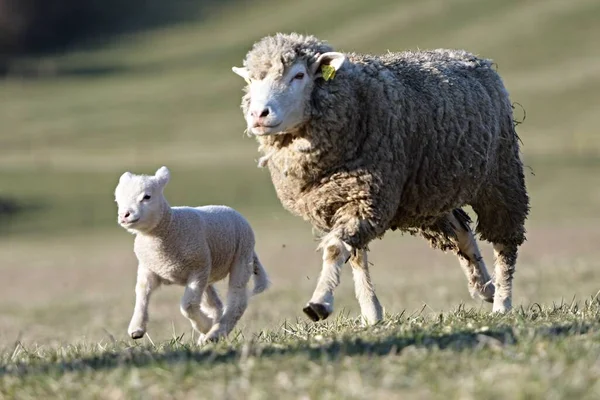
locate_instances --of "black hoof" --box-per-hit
[130,331,145,339]
[303,302,331,322]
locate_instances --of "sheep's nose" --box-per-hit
[251,108,270,118]
[124,212,131,218]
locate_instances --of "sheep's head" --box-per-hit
[114,166,170,234]
[232,33,346,136]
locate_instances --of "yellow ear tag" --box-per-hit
[321,65,336,81]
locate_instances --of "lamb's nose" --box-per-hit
[124,212,131,219]
[252,108,270,118]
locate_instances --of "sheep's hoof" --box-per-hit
[129,329,145,340]
[303,302,331,322]
[492,297,512,313]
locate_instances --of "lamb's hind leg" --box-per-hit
[201,285,223,324]
[203,258,252,343]
[349,249,383,325]
[448,209,495,303]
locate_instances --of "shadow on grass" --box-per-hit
[1,321,595,378]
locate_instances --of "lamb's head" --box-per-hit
[232,33,346,136]
[114,166,171,234]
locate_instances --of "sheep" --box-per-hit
[231,32,529,325]
[114,166,269,344]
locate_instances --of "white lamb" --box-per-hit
[114,166,269,344]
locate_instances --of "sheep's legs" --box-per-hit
[201,284,223,323]
[349,249,383,325]
[180,276,213,340]
[303,234,350,322]
[492,243,517,313]
[448,212,495,303]
[203,261,251,343]
[128,266,161,339]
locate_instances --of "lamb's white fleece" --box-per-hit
[114,166,269,344]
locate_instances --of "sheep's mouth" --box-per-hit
[251,123,282,136]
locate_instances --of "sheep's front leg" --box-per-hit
[180,274,213,342]
[128,266,161,339]
[303,234,350,322]
[349,249,383,325]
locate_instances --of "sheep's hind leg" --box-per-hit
[203,259,251,344]
[303,233,350,322]
[349,249,383,325]
[448,210,495,303]
[180,276,213,342]
[492,243,518,313]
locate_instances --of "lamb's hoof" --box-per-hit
[129,329,145,340]
[303,302,331,322]
[199,329,226,345]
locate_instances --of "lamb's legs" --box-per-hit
[448,212,495,303]
[303,234,350,322]
[492,243,517,313]
[349,249,383,325]
[203,261,251,343]
[201,284,223,323]
[180,275,214,340]
[128,266,161,339]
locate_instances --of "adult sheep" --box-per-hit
[231,32,529,325]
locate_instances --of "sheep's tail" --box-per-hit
[251,251,270,296]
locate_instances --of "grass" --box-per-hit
[2,302,600,399]
[1,0,600,397]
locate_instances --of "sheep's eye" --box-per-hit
[142,194,151,201]
[293,72,304,80]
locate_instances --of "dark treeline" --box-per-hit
[0,0,224,59]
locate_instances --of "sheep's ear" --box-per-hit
[311,52,346,79]
[119,172,132,183]
[155,166,170,187]
[232,66,251,83]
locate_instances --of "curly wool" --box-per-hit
[240,34,529,251]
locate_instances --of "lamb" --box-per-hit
[231,32,529,325]
[114,166,269,344]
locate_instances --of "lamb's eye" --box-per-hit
[142,194,151,201]
[293,72,304,80]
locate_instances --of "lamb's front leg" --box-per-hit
[303,233,351,322]
[128,266,161,339]
[180,273,213,343]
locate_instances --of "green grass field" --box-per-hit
[1,0,600,398]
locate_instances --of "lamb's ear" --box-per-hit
[154,166,170,188]
[119,172,132,183]
[232,66,251,83]
[311,52,346,79]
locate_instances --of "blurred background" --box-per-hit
[0,0,599,346]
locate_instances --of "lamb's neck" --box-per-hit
[139,202,174,240]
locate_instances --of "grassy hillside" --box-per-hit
[0,0,599,236]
